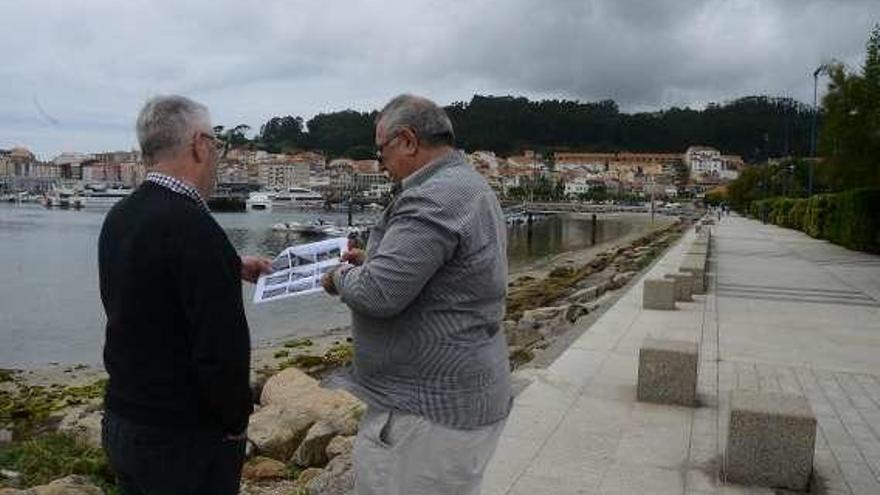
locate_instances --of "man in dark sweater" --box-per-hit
[99,95,270,495]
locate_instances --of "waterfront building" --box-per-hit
[328,159,354,192]
[361,182,393,200]
[0,149,12,178]
[564,177,592,198]
[259,161,310,190]
[684,146,723,181]
[720,155,744,181]
[352,172,389,193]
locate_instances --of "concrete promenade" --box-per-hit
[483,215,880,494]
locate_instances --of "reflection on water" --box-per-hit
[0,204,621,368]
[507,215,627,271]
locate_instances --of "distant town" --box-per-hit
[0,144,743,207]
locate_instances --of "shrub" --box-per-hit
[748,188,880,253]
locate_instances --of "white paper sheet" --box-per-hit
[253,237,348,304]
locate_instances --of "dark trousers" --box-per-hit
[102,410,245,495]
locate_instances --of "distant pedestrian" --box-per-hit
[322,94,511,495]
[98,95,271,495]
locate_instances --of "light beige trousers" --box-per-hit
[353,407,506,495]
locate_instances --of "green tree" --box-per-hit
[819,24,880,190]
[250,93,816,160]
[258,116,306,153]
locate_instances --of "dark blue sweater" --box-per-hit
[99,181,252,435]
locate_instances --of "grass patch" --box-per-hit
[0,369,15,383]
[547,266,575,278]
[508,348,535,370]
[274,350,290,359]
[0,432,116,493]
[283,338,314,349]
[1,379,107,434]
[279,342,354,377]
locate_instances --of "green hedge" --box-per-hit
[748,188,880,253]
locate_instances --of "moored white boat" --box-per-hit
[246,192,273,211]
[272,187,324,208]
[78,185,133,207]
[271,220,325,235]
[43,186,82,209]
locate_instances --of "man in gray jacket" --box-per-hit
[322,94,511,494]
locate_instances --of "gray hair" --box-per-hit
[377,94,455,147]
[136,95,211,164]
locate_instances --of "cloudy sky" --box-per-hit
[1,0,876,157]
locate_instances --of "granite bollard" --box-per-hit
[637,338,698,407]
[664,273,693,302]
[725,391,816,491]
[642,278,676,310]
[680,255,706,294]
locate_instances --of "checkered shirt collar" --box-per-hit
[145,172,210,212]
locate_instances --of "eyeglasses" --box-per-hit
[197,132,229,158]
[375,129,455,164]
[375,130,403,164]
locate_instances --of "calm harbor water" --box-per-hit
[0,203,625,368]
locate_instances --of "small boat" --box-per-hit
[246,192,273,211]
[321,225,353,237]
[272,220,326,235]
[43,186,82,209]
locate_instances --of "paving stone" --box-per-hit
[598,461,684,494]
[686,469,718,492]
[637,338,698,407]
[724,391,817,491]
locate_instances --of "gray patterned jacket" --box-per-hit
[329,149,512,429]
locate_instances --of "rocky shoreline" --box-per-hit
[0,212,689,494]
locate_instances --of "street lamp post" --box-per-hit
[809,64,827,197]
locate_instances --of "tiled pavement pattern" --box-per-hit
[482,215,880,494]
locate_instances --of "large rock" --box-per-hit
[566,286,599,304]
[58,406,103,449]
[0,475,104,495]
[241,456,289,480]
[325,435,355,461]
[249,369,272,404]
[260,368,364,436]
[304,452,355,495]
[610,271,636,289]
[563,303,590,323]
[519,306,566,323]
[519,303,590,339]
[291,421,337,467]
[504,319,543,348]
[0,429,11,444]
[518,307,566,339]
[295,468,324,488]
[247,403,315,460]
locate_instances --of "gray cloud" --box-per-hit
[0,0,876,155]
